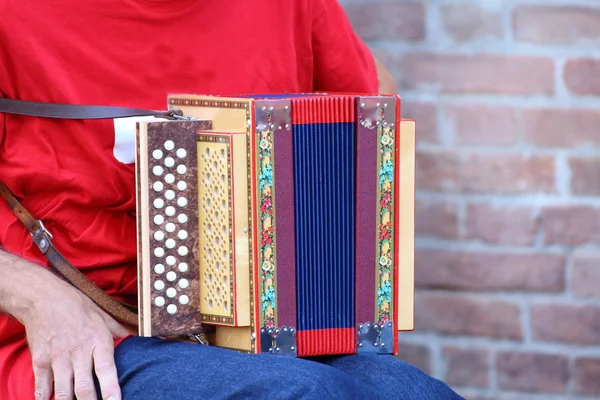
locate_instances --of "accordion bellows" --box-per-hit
[135,93,415,357]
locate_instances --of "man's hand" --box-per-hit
[0,250,130,400]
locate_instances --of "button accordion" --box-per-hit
[135,93,415,357]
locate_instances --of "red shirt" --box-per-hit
[0,0,378,397]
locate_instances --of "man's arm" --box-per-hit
[0,249,128,400]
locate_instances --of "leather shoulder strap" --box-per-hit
[0,97,183,120]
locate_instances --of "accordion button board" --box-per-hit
[136,94,415,357]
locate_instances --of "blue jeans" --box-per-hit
[111,336,464,399]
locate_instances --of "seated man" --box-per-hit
[0,1,464,399]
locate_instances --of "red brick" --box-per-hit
[466,204,539,245]
[415,250,565,293]
[416,150,556,194]
[575,357,600,396]
[402,101,438,144]
[398,53,554,95]
[443,346,490,388]
[441,4,503,42]
[522,108,600,148]
[541,206,600,246]
[513,5,600,45]
[571,250,600,299]
[396,342,431,374]
[496,351,569,394]
[415,199,459,238]
[415,293,523,339]
[570,157,600,195]
[445,104,519,146]
[532,303,600,345]
[564,59,600,96]
[344,2,425,41]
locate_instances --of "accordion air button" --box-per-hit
[154,296,165,307]
[153,215,164,225]
[179,279,189,289]
[154,231,165,241]
[165,238,176,249]
[153,182,164,192]
[177,181,187,191]
[165,206,176,217]
[177,246,189,256]
[165,190,175,200]
[178,263,188,273]
[177,165,186,175]
[166,255,176,266]
[166,287,177,298]
[154,247,165,258]
[166,222,176,233]
[166,271,177,282]
[177,197,188,207]
[165,174,175,184]
[153,198,165,209]
[177,214,188,224]
[153,166,163,176]
[176,148,187,158]
[167,304,177,314]
[154,264,165,274]
[178,230,188,240]
[154,280,165,291]
[152,150,163,160]
[164,157,175,168]
[164,140,175,151]
[179,295,189,305]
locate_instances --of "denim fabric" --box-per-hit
[113,336,464,400]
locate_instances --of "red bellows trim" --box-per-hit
[291,96,356,124]
[296,328,356,357]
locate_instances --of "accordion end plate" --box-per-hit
[356,321,394,355]
[259,325,297,357]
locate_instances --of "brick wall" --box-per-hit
[341,0,600,398]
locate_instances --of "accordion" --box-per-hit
[135,93,415,357]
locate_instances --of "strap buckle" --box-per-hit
[162,109,196,121]
[32,220,54,254]
[189,333,209,346]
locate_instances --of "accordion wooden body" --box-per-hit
[135,93,415,357]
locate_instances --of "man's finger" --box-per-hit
[52,358,74,400]
[32,359,53,400]
[93,342,122,400]
[72,346,97,400]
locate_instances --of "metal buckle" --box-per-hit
[160,109,196,121]
[190,333,209,346]
[37,220,53,240]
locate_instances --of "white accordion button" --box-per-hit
[177,214,188,224]
[154,280,165,291]
[153,215,164,225]
[166,287,177,298]
[165,206,176,217]
[176,148,187,158]
[167,304,177,314]
[178,262,189,273]
[178,246,189,256]
[164,140,175,151]
[165,238,176,249]
[179,295,189,305]
[177,181,187,191]
[153,166,163,176]
[177,165,186,175]
[154,264,165,274]
[152,150,163,160]
[177,197,188,207]
[178,230,188,240]
[154,247,165,258]
[165,190,175,200]
[179,279,189,289]
[165,174,175,184]
[166,271,177,282]
[166,255,176,266]
[154,296,165,307]
[166,222,176,233]
[153,182,164,192]
[153,198,164,209]
[164,157,175,168]
[154,231,165,241]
